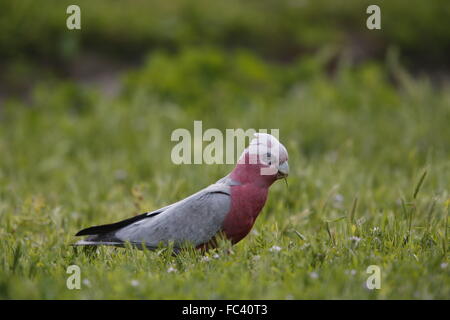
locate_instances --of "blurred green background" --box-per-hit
[0,0,449,299]
[1,0,450,100]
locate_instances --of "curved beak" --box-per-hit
[277,161,289,179]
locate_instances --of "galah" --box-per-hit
[75,133,289,250]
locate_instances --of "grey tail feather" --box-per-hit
[73,232,123,245]
[72,239,159,251]
[73,239,124,247]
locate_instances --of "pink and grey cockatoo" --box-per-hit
[75,133,289,250]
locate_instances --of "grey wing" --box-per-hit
[114,184,231,248]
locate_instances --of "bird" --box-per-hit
[74,133,289,251]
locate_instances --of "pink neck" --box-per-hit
[230,162,276,188]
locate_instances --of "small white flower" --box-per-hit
[309,272,319,279]
[213,254,220,259]
[345,269,357,276]
[334,194,344,203]
[82,279,91,287]
[269,245,282,252]
[356,217,366,226]
[201,256,210,262]
[115,169,128,181]
[441,263,448,269]
[167,266,177,273]
[130,280,140,287]
[300,243,311,250]
[349,236,361,243]
[70,211,80,219]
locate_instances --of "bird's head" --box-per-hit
[231,133,289,187]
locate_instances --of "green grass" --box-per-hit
[0,49,449,299]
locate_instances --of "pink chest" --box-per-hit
[222,185,268,244]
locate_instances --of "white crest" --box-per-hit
[240,133,288,175]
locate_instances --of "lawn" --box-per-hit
[0,46,449,299]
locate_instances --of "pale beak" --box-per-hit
[277,161,289,178]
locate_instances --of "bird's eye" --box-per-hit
[266,153,272,165]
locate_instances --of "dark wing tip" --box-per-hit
[74,211,160,237]
[75,226,104,236]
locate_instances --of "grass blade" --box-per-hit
[349,196,358,224]
[413,170,427,199]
